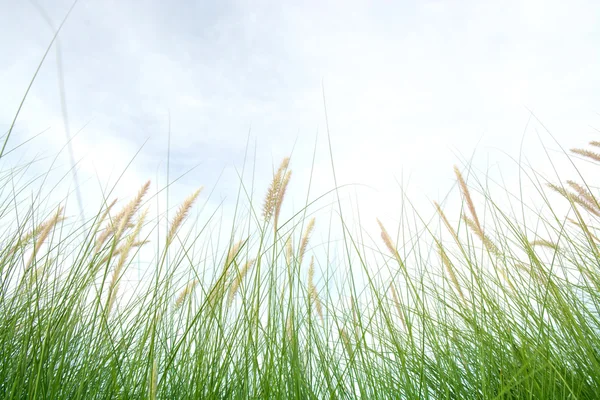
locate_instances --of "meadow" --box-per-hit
[1,114,600,399]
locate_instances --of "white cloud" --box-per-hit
[1,0,599,277]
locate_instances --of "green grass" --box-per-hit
[2,21,600,396]
[1,128,600,399]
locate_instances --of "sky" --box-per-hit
[2,0,600,280]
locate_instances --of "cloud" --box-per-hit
[1,0,599,269]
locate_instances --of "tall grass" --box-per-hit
[1,129,600,399]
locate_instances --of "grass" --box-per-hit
[1,129,600,399]
[1,21,599,396]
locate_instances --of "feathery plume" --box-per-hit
[308,256,324,322]
[547,183,600,217]
[9,230,35,257]
[571,148,600,163]
[437,241,465,302]
[208,240,244,307]
[454,166,481,232]
[115,180,150,240]
[566,180,600,215]
[274,170,292,231]
[547,183,570,199]
[530,239,559,250]
[11,207,66,258]
[116,208,148,271]
[589,141,600,148]
[227,258,256,306]
[434,202,461,246]
[25,206,65,270]
[175,279,199,309]
[567,180,598,206]
[298,218,315,265]
[285,237,293,265]
[167,187,203,245]
[263,157,290,222]
[224,240,243,272]
[376,218,401,262]
[92,198,118,253]
[462,215,501,256]
[96,198,118,231]
[96,181,150,251]
[95,227,115,253]
[106,207,149,316]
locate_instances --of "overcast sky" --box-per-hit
[2,0,600,261]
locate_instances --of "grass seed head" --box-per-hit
[25,206,65,270]
[571,148,600,163]
[376,218,400,261]
[454,166,481,232]
[263,157,290,222]
[273,170,291,231]
[97,181,150,252]
[224,240,244,272]
[462,214,500,256]
[285,237,293,265]
[308,256,324,322]
[115,180,151,241]
[167,187,203,245]
[530,239,559,251]
[227,258,255,306]
[96,198,118,231]
[298,217,315,265]
[548,183,600,217]
[175,279,199,309]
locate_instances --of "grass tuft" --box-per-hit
[2,127,600,399]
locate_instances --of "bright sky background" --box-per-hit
[2,0,600,277]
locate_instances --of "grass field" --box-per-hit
[1,119,600,399]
